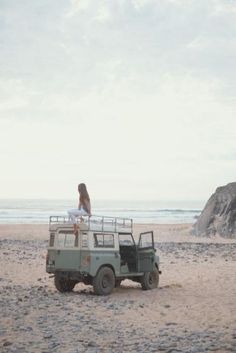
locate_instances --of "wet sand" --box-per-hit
[0,224,236,353]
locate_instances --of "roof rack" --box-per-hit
[49,215,133,233]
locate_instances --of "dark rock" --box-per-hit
[87,341,97,347]
[193,182,236,238]
[3,341,12,346]
[48,342,60,349]
[44,333,52,339]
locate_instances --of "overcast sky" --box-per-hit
[0,0,235,201]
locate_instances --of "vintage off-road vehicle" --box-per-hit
[46,215,161,295]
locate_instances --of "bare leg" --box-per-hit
[68,209,86,234]
[73,223,79,235]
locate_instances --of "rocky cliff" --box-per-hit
[193,182,236,237]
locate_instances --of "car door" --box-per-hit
[137,231,155,272]
[118,232,137,273]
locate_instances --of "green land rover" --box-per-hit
[46,215,161,295]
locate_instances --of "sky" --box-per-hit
[0,0,235,201]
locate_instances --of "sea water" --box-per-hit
[0,199,203,224]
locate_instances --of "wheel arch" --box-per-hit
[95,264,116,277]
[155,262,162,274]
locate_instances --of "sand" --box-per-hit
[0,223,236,353]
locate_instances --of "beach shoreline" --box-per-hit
[1,223,236,243]
[1,223,236,352]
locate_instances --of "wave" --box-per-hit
[93,208,201,213]
[0,199,202,224]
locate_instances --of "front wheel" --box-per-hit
[141,268,159,290]
[93,267,115,295]
[54,274,77,293]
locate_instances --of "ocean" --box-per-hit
[0,199,203,224]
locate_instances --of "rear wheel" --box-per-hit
[93,267,115,295]
[54,274,77,292]
[141,268,159,290]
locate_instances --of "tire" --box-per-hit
[54,274,77,293]
[93,267,115,295]
[141,268,159,290]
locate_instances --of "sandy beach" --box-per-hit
[0,223,236,353]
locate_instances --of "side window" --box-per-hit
[138,232,153,249]
[119,233,134,246]
[82,232,88,248]
[49,232,55,246]
[94,233,114,248]
[58,231,75,247]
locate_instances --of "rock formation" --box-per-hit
[193,182,236,238]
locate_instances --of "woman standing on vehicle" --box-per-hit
[68,183,92,234]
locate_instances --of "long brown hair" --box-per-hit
[78,183,90,202]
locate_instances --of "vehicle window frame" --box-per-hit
[118,232,136,246]
[57,230,75,248]
[81,232,89,248]
[138,231,154,249]
[93,233,115,248]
